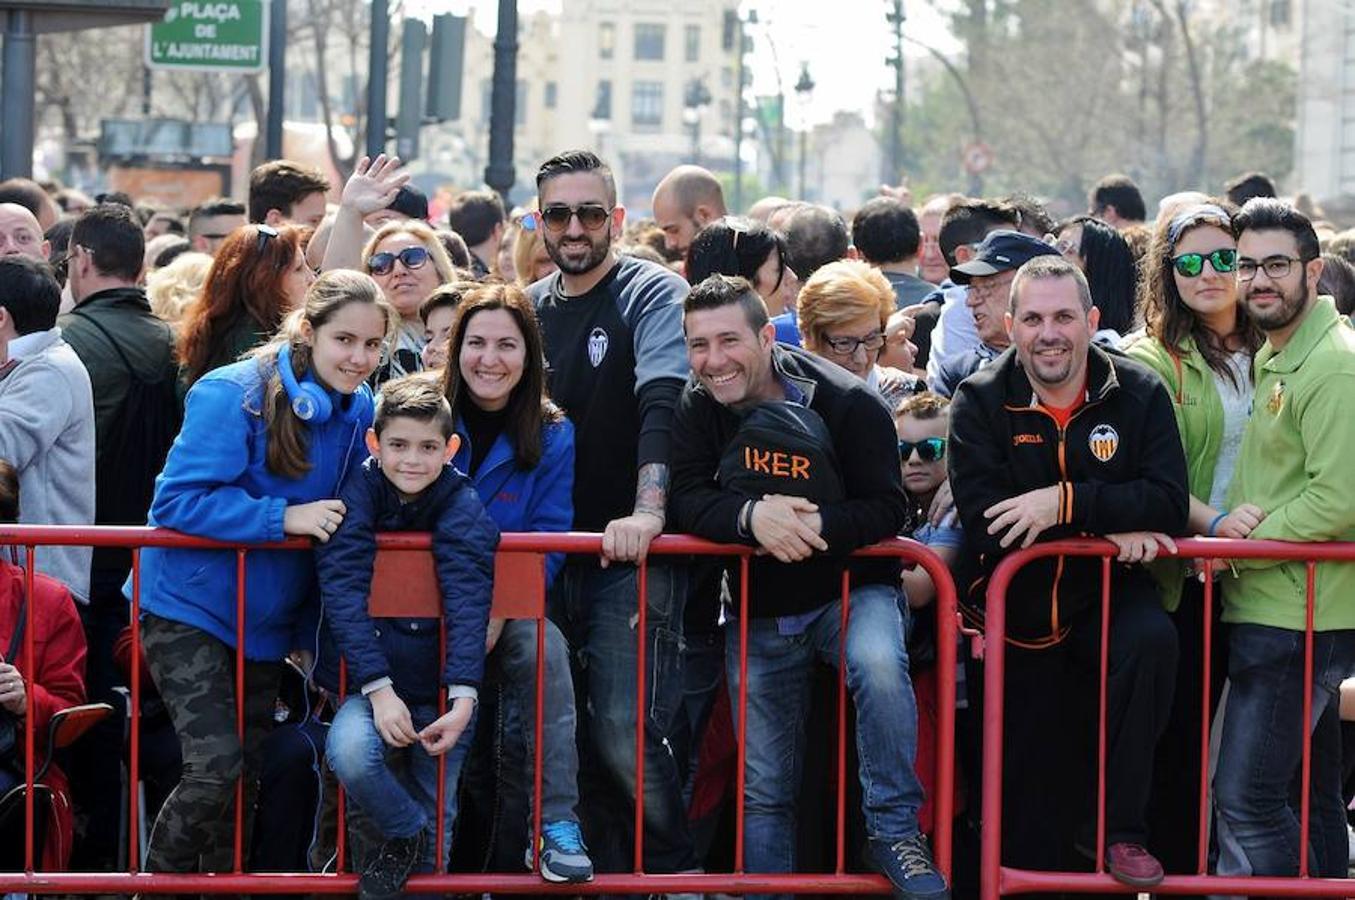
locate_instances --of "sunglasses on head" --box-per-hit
[367,245,430,276]
[898,437,946,463]
[539,203,612,233]
[1172,248,1237,278]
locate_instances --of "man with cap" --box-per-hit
[366,184,429,228]
[930,230,1060,397]
[947,255,1188,889]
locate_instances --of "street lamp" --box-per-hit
[683,78,712,165]
[794,62,815,201]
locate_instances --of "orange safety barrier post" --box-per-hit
[0,525,956,896]
[980,536,1355,899]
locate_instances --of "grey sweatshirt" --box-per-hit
[0,327,95,602]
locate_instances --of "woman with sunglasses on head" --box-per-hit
[1123,201,1263,879]
[512,201,559,287]
[178,223,314,390]
[131,270,395,879]
[797,259,922,408]
[685,217,801,318]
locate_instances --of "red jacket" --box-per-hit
[0,561,88,870]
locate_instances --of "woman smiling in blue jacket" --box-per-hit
[132,270,396,876]
[434,282,592,884]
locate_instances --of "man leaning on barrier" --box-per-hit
[1213,198,1355,880]
[668,274,948,900]
[947,256,1189,889]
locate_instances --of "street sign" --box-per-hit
[146,0,267,73]
[961,140,994,175]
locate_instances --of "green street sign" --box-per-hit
[146,1,267,73]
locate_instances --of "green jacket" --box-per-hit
[1225,297,1355,631]
[1123,332,1233,611]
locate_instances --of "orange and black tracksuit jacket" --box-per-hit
[947,345,1189,647]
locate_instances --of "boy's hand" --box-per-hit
[420,697,475,756]
[369,685,419,747]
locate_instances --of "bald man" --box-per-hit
[0,203,50,260]
[651,164,727,257]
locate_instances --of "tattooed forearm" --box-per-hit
[634,462,668,522]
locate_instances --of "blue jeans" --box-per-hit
[549,559,697,873]
[1214,624,1355,878]
[727,583,924,883]
[326,694,476,872]
[490,617,581,824]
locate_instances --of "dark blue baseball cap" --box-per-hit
[950,229,1060,284]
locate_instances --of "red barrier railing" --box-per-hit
[981,536,1355,898]
[0,525,956,895]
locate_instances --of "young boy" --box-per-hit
[314,376,500,900]
[418,285,469,371]
[895,392,962,608]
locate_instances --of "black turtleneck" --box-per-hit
[459,400,510,476]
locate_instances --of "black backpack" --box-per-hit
[68,310,181,581]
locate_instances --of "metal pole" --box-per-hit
[483,0,518,204]
[142,65,152,116]
[733,17,744,214]
[265,0,286,159]
[366,0,390,158]
[798,129,806,200]
[0,10,35,179]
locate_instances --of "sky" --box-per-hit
[406,0,962,129]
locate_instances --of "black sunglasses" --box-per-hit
[368,246,430,276]
[539,203,612,233]
[898,437,947,462]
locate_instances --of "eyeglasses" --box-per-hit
[898,437,947,462]
[539,203,613,233]
[1237,254,1306,282]
[822,330,885,356]
[1172,248,1237,278]
[367,245,431,276]
[255,224,279,256]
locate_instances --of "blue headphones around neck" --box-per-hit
[278,343,334,423]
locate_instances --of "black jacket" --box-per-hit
[313,459,500,704]
[948,344,1189,645]
[669,344,908,618]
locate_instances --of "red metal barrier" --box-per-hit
[0,525,956,895]
[980,536,1355,898]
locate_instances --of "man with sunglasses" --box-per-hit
[524,150,700,879]
[668,274,946,900]
[948,255,1188,889]
[1212,198,1355,880]
[932,229,1059,398]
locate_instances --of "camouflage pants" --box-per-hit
[140,613,282,873]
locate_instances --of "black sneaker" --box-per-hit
[865,834,950,900]
[359,830,425,900]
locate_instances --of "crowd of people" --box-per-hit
[0,151,1353,900]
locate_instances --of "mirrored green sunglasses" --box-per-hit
[1172,248,1237,278]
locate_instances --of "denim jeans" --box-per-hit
[490,617,581,825]
[726,583,924,886]
[327,694,476,872]
[549,559,697,874]
[1213,624,1355,878]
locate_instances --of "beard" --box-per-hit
[544,230,611,275]
[1244,279,1308,333]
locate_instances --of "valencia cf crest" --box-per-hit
[1089,424,1119,462]
[588,327,609,368]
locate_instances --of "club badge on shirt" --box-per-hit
[1266,380,1285,415]
[1089,423,1119,462]
[588,327,609,368]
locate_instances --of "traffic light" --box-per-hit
[427,13,466,121]
[395,18,427,160]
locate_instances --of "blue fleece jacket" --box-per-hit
[313,459,500,702]
[452,414,575,586]
[133,356,373,661]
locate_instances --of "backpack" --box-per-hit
[68,310,181,581]
[716,401,845,504]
